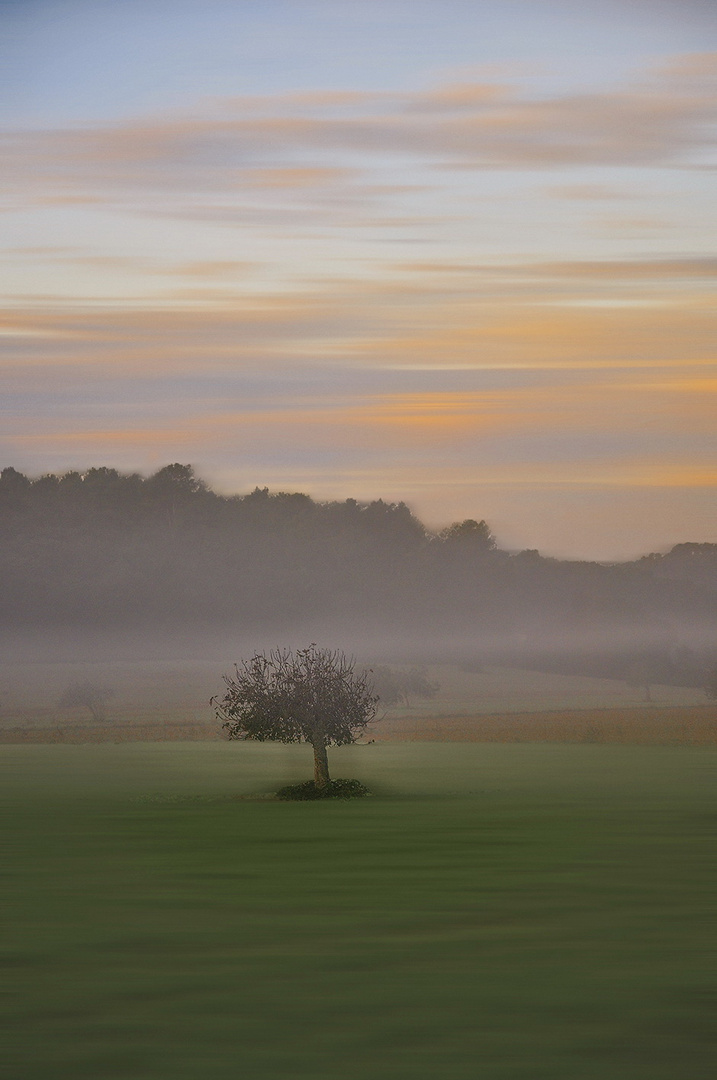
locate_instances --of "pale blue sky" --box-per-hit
[3,0,716,122]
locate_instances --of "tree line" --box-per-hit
[2,464,716,685]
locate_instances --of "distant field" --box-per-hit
[1,660,713,746]
[374,706,717,746]
[0,657,224,728]
[384,664,710,715]
[3,741,715,1079]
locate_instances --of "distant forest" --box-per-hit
[2,464,716,685]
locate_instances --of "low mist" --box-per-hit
[2,464,716,731]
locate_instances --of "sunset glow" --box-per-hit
[2,0,716,558]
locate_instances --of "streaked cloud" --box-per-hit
[1,253,715,377]
[2,52,716,219]
[544,183,638,200]
[239,166,357,188]
[163,260,258,278]
[405,82,512,112]
[394,256,717,280]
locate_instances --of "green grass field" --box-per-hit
[2,741,715,1079]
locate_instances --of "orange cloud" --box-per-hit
[16,427,198,449]
[240,166,357,188]
[1,264,715,380]
[642,377,717,392]
[346,299,717,369]
[164,260,258,278]
[533,258,717,280]
[655,51,717,80]
[406,82,510,112]
[393,257,717,282]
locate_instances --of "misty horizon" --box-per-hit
[2,463,716,686]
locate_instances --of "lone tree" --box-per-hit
[212,645,377,790]
[58,681,114,723]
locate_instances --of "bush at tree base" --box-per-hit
[275,778,371,800]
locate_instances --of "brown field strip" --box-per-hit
[373,706,717,745]
[0,720,221,744]
[2,705,716,745]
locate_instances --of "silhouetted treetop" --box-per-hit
[439,519,496,552]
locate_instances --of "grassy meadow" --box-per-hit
[2,740,715,1079]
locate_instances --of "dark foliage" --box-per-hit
[214,645,377,744]
[275,778,371,800]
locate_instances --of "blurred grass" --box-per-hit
[2,742,715,1079]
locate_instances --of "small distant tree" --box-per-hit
[58,681,114,723]
[370,665,403,706]
[212,645,378,790]
[624,658,659,703]
[401,666,440,706]
[372,665,440,707]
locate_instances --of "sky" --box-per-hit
[1,0,716,560]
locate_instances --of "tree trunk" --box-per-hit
[312,740,330,790]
